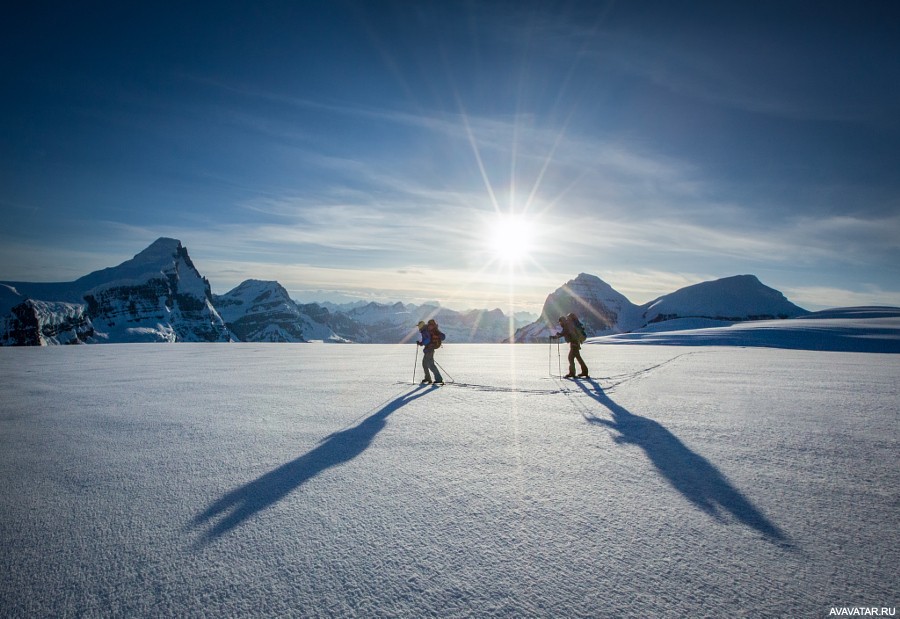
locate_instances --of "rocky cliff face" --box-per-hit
[2,300,96,345]
[81,238,231,343]
[215,280,308,342]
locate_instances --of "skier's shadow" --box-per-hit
[193,385,433,543]
[576,379,789,545]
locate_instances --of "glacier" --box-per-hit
[1,314,898,617]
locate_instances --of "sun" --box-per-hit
[489,214,536,265]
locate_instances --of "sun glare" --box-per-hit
[490,214,536,265]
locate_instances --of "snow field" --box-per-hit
[1,343,897,618]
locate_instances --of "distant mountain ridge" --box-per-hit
[512,273,808,342]
[641,274,806,324]
[2,238,231,344]
[2,237,811,346]
[213,280,347,343]
[0,239,525,345]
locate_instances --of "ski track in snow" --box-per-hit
[1,342,898,618]
[401,351,699,395]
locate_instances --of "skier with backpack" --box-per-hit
[550,313,589,379]
[417,319,445,384]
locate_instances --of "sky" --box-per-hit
[2,0,899,314]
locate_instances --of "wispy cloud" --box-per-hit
[88,84,900,313]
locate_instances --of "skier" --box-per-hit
[417,319,444,384]
[550,313,589,378]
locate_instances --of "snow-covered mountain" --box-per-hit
[2,238,232,344]
[641,274,808,324]
[0,238,524,345]
[0,240,811,347]
[514,272,808,342]
[319,300,535,332]
[513,273,644,342]
[214,280,346,343]
[297,302,372,343]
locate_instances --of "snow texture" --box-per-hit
[1,315,898,617]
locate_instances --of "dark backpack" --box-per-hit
[431,327,445,349]
[570,317,587,344]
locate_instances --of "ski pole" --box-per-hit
[548,336,552,377]
[435,359,454,383]
[412,344,418,384]
[557,338,562,377]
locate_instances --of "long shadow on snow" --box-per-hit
[193,385,433,542]
[576,378,789,544]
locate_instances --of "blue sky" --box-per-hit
[2,1,899,313]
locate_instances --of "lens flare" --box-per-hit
[490,214,535,264]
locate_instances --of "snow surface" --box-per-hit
[601,307,900,354]
[628,317,736,333]
[1,323,898,616]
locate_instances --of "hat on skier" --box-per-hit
[417,321,426,328]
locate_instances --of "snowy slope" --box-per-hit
[1,316,897,617]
